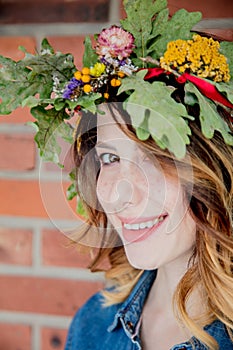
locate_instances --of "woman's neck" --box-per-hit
[140,249,199,350]
[149,249,194,311]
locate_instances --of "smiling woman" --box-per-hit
[0,0,232,349]
[70,100,233,349]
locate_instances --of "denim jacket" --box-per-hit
[65,270,233,350]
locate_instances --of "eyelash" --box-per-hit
[97,153,120,166]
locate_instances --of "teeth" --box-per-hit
[123,216,165,230]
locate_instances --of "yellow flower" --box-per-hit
[104,92,109,99]
[82,67,90,75]
[74,71,82,80]
[160,34,230,82]
[83,84,92,94]
[90,63,106,77]
[111,78,121,87]
[81,74,91,83]
[118,71,125,78]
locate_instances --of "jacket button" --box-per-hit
[126,321,134,333]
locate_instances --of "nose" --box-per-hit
[115,178,134,209]
[110,160,147,214]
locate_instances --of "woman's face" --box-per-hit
[95,108,196,270]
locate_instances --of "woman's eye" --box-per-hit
[99,153,120,165]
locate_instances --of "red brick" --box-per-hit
[0,107,35,124]
[0,276,103,316]
[0,323,31,350]
[0,36,36,60]
[38,180,78,220]
[0,179,77,219]
[0,228,32,265]
[168,0,233,18]
[41,328,67,350]
[46,36,87,68]
[0,134,36,171]
[42,228,91,268]
[0,179,47,218]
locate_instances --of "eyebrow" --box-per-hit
[95,142,117,152]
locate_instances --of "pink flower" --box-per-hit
[96,26,135,60]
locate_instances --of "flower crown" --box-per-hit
[0,0,233,165]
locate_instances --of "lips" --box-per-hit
[120,214,168,243]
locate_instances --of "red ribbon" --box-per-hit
[144,67,233,110]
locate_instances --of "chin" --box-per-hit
[125,252,158,270]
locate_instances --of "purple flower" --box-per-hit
[63,78,83,99]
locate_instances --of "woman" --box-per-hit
[65,96,233,349]
[0,1,232,349]
[61,1,233,348]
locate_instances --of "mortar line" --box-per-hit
[0,123,35,134]
[0,311,71,328]
[0,23,112,37]
[32,324,41,350]
[0,264,104,281]
[0,215,83,229]
[0,170,71,181]
[109,0,120,23]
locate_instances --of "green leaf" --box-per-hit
[67,93,102,114]
[149,8,169,40]
[121,0,167,63]
[31,106,73,165]
[83,36,98,67]
[215,80,233,105]
[66,170,87,218]
[149,9,202,59]
[0,56,36,114]
[136,110,150,140]
[220,41,233,78]
[0,39,76,115]
[184,91,198,106]
[185,82,233,145]
[54,98,67,111]
[77,198,88,218]
[40,38,55,54]
[119,70,192,158]
[21,96,40,108]
[66,182,77,201]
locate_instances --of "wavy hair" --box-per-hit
[72,100,233,349]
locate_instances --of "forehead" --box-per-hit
[97,105,128,143]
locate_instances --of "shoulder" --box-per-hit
[205,320,233,349]
[65,291,120,350]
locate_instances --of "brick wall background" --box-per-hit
[0,1,232,349]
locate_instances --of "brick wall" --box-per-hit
[0,17,108,350]
[0,1,232,349]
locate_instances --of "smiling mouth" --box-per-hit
[123,215,167,231]
[121,214,168,243]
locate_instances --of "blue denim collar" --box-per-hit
[108,269,157,338]
[107,269,232,350]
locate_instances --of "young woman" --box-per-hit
[65,98,233,350]
[0,1,232,349]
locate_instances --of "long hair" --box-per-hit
[72,98,233,349]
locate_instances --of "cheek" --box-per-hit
[96,170,120,212]
[96,172,110,207]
